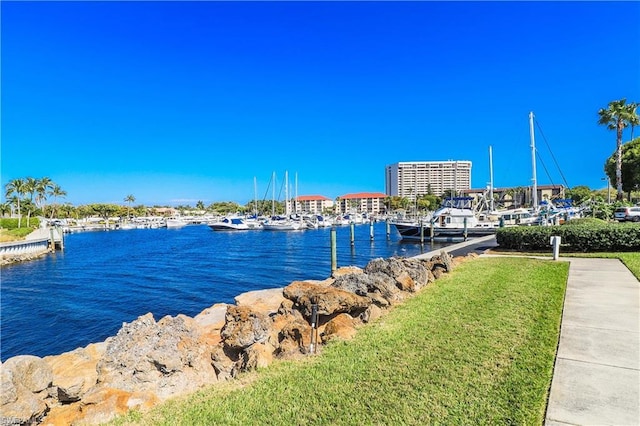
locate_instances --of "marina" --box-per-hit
[0,222,454,362]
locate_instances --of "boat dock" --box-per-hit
[0,227,64,264]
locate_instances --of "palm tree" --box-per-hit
[598,99,637,201]
[49,184,67,218]
[627,101,640,142]
[24,177,39,226]
[5,178,27,228]
[124,194,136,219]
[36,177,53,211]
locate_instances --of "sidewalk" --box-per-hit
[544,257,640,426]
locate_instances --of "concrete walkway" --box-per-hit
[414,236,639,424]
[545,257,640,426]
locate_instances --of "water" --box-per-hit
[1,223,449,361]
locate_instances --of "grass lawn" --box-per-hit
[0,227,34,242]
[113,257,569,425]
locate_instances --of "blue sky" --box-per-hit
[2,1,639,206]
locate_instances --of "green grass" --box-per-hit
[0,227,36,242]
[113,257,568,426]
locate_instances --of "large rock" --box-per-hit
[234,288,286,316]
[283,280,371,318]
[221,306,272,349]
[0,355,52,425]
[96,313,217,400]
[275,318,313,358]
[44,342,106,403]
[321,313,359,343]
[336,272,402,305]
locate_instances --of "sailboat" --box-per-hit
[262,171,305,231]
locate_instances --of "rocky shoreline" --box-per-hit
[0,251,476,425]
[0,248,52,267]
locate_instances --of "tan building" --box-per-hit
[291,195,334,214]
[385,161,472,200]
[336,192,387,214]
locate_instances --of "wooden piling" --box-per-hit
[330,227,337,274]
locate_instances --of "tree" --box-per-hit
[49,184,67,218]
[605,137,640,201]
[124,194,136,219]
[196,200,205,211]
[566,185,593,205]
[5,178,27,227]
[598,98,639,201]
[24,177,41,227]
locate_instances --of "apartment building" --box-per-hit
[385,161,472,200]
[292,195,334,214]
[336,192,387,214]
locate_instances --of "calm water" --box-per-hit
[1,223,448,361]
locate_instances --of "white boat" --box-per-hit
[165,217,188,228]
[208,216,262,231]
[393,197,498,241]
[262,215,304,231]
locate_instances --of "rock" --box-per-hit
[276,318,312,358]
[48,387,159,426]
[221,306,272,349]
[332,266,364,278]
[429,251,453,273]
[0,355,53,426]
[399,258,431,289]
[44,342,106,403]
[331,273,369,296]
[242,342,275,371]
[360,304,384,323]
[1,356,52,426]
[193,303,229,332]
[234,288,286,316]
[2,355,52,393]
[333,271,404,304]
[364,257,419,293]
[321,313,358,343]
[211,346,241,381]
[283,280,371,318]
[96,313,217,400]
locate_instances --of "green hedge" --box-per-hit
[0,217,40,230]
[496,223,640,252]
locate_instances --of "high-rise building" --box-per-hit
[385,161,472,200]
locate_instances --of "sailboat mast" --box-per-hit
[285,170,289,216]
[253,176,258,216]
[529,112,538,209]
[271,171,276,216]
[489,145,494,212]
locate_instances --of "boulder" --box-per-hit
[2,355,52,394]
[283,280,371,318]
[44,342,106,403]
[211,346,241,381]
[96,313,217,400]
[193,303,229,332]
[332,265,364,278]
[242,342,275,371]
[0,355,52,426]
[234,288,286,316]
[399,258,432,289]
[276,318,313,358]
[360,304,384,323]
[364,257,419,293]
[321,313,358,343]
[221,306,272,349]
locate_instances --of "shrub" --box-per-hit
[496,223,640,252]
[561,217,608,226]
[0,218,40,230]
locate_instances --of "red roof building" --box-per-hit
[336,192,387,214]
